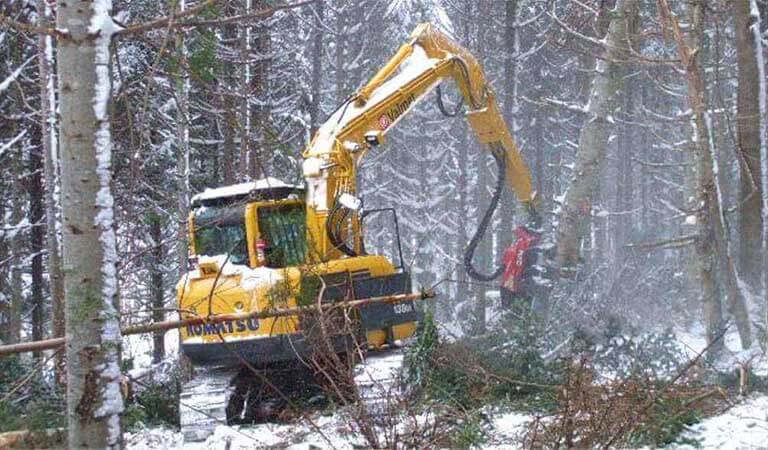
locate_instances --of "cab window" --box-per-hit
[193,206,249,266]
[258,204,306,268]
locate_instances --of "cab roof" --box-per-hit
[191,178,304,208]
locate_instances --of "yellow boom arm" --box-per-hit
[302,23,535,262]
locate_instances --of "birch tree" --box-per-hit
[56,0,123,446]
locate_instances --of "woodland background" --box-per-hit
[1,0,768,445]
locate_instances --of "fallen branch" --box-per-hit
[0,290,435,357]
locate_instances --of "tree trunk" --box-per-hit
[659,0,752,351]
[308,0,324,137]
[29,128,45,358]
[175,1,190,280]
[56,0,124,447]
[554,0,637,269]
[456,123,470,322]
[8,173,23,345]
[149,214,164,364]
[734,0,764,290]
[503,0,520,132]
[500,0,520,249]
[219,16,237,186]
[221,92,237,185]
[615,87,634,264]
[335,2,347,104]
[250,4,270,180]
[240,0,253,180]
[38,0,65,381]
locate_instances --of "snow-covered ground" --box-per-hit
[676,323,768,375]
[670,395,768,450]
[126,327,768,449]
[127,351,405,449]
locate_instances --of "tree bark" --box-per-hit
[734,0,764,289]
[56,0,124,447]
[37,0,65,380]
[28,127,45,358]
[249,2,270,180]
[659,0,752,351]
[308,0,324,137]
[240,0,253,180]
[175,1,191,280]
[8,167,23,345]
[554,0,637,269]
[503,0,520,131]
[149,214,164,364]
[500,0,521,247]
[334,1,347,104]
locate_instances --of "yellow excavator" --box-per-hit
[177,23,536,441]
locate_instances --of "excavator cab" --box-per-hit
[178,179,419,369]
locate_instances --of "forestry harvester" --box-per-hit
[177,23,537,441]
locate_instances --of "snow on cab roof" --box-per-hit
[191,177,302,204]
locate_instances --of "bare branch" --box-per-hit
[115,0,316,36]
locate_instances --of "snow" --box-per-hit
[0,129,28,157]
[188,255,283,293]
[190,177,299,203]
[89,1,124,446]
[485,411,532,449]
[675,324,768,375]
[125,428,185,449]
[0,55,35,93]
[670,395,768,449]
[128,328,768,450]
[129,352,410,449]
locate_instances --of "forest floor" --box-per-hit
[125,324,768,449]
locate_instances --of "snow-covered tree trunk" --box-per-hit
[308,0,324,137]
[500,0,521,248]
[334,2,347,104]
[553,0,637,269]
[660,0,752,351]
[250,4,271,180]
[37,0,65,379]
[240,0,253,180]
[734,0,764,291]
[149,213,164,363]
[28,115,45,357]
[8,173,23,344]
[748,0,768,350]
[175,0,190,280]
[56,0,123,447]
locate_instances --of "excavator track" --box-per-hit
[180,363,329,443]
[180,366,240,442]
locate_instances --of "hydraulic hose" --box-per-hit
[432,71,507,281]
[436,85,464,117]
[463,145,507,281]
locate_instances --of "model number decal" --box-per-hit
[393,303,413,314]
